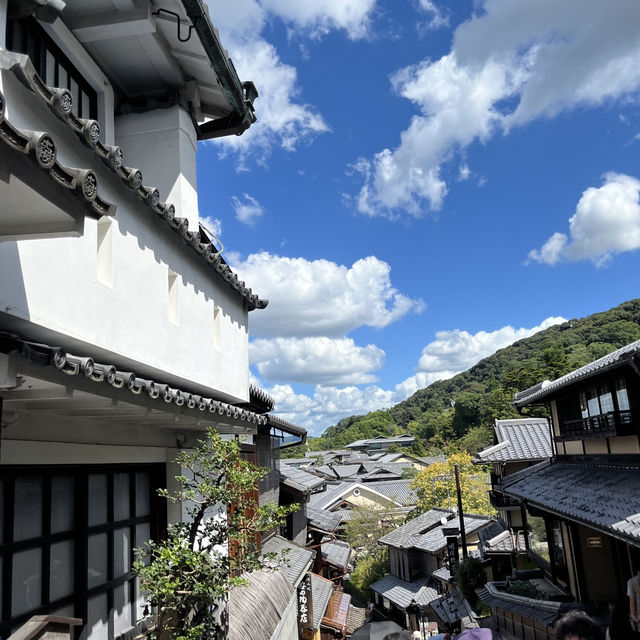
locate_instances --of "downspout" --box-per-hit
[179,0,257,139]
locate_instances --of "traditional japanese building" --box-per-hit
[0,1,304,638]
[477,340,640,639]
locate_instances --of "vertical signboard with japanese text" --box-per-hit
[297,573,313,632]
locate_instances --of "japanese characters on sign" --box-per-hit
[297,573,313,629]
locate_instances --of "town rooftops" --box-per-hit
[475,418,552,463]
[513,339,640,407]
[429,588,471,627]
[501,460,640,545]
[378,507,495,552]
[369,574,439,609]
[346,434,415,448]
[320,538,352,570]
[310,574,334,631]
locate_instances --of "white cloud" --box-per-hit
[260,316,566,434]
[232,252,425,337]
[353,0,640,217]
[417,316,566,375]
[260,0,376,40]
[529,173,640,267]
[250,337,384,384]
[416,0,449,32]
[231,193,265,225]
[199,215,223,239]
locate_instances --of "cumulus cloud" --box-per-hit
[260,316,566,434]
[417,317,566,375]
[232,252,425,337]
[231,193,265,225]
[250,337,385,384]
[416,0,449,32]
[260,0,376,39]
[205,0,378,163]
[528,173,640,267]
[199,216,223,239]
[353,0,640,217]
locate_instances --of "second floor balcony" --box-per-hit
[557,409,632,441]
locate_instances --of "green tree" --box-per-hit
[410,451,494,516]
[134,429,296,640]
[344,504,404,559]
[345,547,389,603]
[455,556,487,604]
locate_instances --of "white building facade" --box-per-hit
[0,2,300,638]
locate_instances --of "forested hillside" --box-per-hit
[286,299,640,457]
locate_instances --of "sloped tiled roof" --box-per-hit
[346,605,367,634]
[321,539,352,569]
[310,574,334,630]
[306,505,343,533]
[412,515,494,553]
[378,508,447,548]
[332,464,364,479]
[261,535,314,587]
[502,460,640,544]
[278,461,325,494]
[475,418,552,463]
[364,479,417,505]
[370,574,439,608]
[307,482,351,510]
[513,339,640,407]
[476,582,580,627]
[432,566,452,583]
[228,569,293,640]
[346,435,415,448]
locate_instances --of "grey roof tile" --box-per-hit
[476,418,552,463]
[370,575,439,608]
[378,508,447,548]
[278,461,325,493]
[262,535,314,587]
[513,339,640,407]
[502,461,640,544]
[306,505,343,533]
[321,539,352,569]
[310,573,334,630]
[346,435,415,448]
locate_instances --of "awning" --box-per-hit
[322,590,351,632]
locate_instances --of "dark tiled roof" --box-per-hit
[475,418,552,463]
[2,334,270,425]
[278,462,325,493]
[321,539,352,569]
[429,588,470,626]
[0,89,115,219]
[346,435,415,448]
[332,464,364,479]
[476,582,579,627]
[502,460,640,544]
[262,535,314,587]
[1,50,266,311]
[305,449,350,459]
[378,508,447,548]
[419,456,447,465]
[513,339,640,407]
[315,465,339,479]
[369,575,439,608]
[310,573,333,630]
[364,479,417,505]
[307,482,351,509]
[306,505,343,533]
[379,508,494,553]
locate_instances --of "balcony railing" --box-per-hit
[558,409,632,441]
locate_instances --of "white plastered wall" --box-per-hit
[0,69,250,402]
[116,107,199,231]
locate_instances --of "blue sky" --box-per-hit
[199,0,640,435]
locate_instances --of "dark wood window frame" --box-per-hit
[0,464,165,640]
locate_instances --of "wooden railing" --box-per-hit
[7,615,82,640]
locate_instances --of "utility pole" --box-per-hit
[454,464,468,558]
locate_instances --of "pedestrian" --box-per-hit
[553,610,602,640]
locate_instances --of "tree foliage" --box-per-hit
[410,451,494,516]
[344,547,389,604]
[455,556,487,604]
[344,504,405,559]
[134,429,296,640]
[283,299,640,457]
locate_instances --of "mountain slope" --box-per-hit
[296,299,640,455]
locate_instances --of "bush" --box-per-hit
[455,556,487,604]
